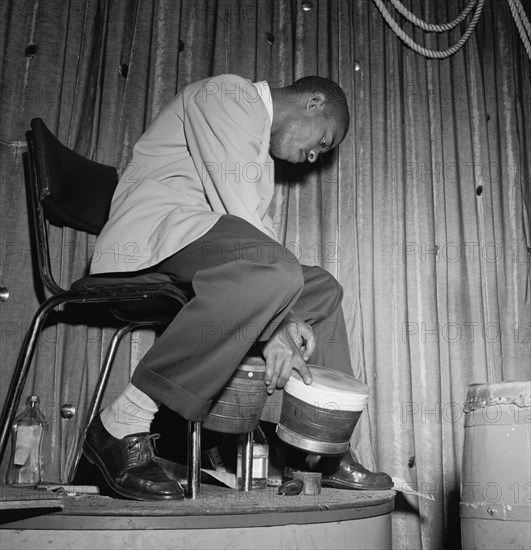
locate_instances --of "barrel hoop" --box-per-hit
[464,406,531,427]
[229,370,266,380]
[460,502,531,522]
[216,387,268,396]
[464,382,531,413]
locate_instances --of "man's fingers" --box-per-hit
[294,361,313,385]
[265,356,281,394]
[288,321,315,361]
[302,332,316,361]
[265,357,275,385]
[276,360,293,389]
[263,317,315,393]
[265,355,306,393]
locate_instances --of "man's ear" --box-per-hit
[306,92,326,112]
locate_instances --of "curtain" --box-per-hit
[0,1,529,548]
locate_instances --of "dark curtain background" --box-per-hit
[1,1,529,548]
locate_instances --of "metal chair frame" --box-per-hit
[0,119,254,497]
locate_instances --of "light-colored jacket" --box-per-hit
[90,74,276,274]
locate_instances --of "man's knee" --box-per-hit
[267,249,304,297]
[229,242,303,302]
[322,271,344,311]
[302,266,344,311]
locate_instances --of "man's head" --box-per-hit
[270,76,350,164]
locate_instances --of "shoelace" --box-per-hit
[125,433,160,468]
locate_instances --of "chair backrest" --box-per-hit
[28,119,119,233]
[24,118,119,294]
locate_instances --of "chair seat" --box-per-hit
[71,272,191,324]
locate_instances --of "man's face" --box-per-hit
[270,107,343,164]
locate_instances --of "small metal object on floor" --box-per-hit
[292,471,322,496]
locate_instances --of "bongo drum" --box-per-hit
[276,365,369,456]
[460,381,531,550]
[203,357,268,433]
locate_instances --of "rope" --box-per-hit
[372,0,486,59]
[388,0,478,33]
[508,0,531,60]
[513,0,531,38]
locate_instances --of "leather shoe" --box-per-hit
[83,414,184,500]
[321,452,393,491]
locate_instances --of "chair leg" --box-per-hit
[187,420,201,499]
[68,324,139,482]
[0,295,68,464]
[240,432,254,492]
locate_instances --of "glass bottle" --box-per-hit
[6,395,46,485]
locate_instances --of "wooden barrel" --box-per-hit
[203,357,268,434]
[460,381,531,550]
[276,365,369,456]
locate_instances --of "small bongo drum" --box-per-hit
[276,365,369,456]
[203,357,268,434]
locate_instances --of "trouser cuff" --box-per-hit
[132,362,213,422]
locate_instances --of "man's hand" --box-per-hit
[262,314,315,394]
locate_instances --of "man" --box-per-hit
[82,74,392,500]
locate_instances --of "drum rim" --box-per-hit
[276,423,349,456]
[284,365,369,411]
[288,365,369,390]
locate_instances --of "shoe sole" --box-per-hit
[83,440,184,501]
[322,479,394,491]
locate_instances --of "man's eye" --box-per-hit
[321,139,326,147]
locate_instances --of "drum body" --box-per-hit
[276,365,369,456]
[460,381,531,550]
[203,357,267,433]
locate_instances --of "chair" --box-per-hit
[0,118,256,497]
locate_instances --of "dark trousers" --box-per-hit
[99,215,355,421]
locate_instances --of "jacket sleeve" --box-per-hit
[183,76,277,240]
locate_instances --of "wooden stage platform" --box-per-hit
[0,484,395,549]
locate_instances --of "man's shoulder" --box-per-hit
[208,73,253,85]
[181,73,251,92]
[182,74,262,108]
